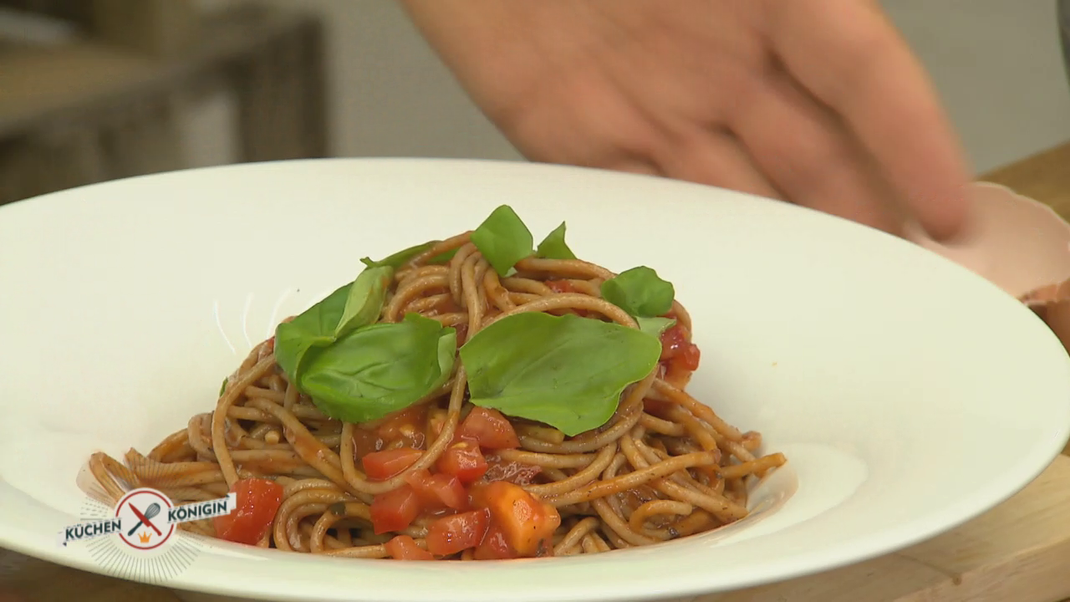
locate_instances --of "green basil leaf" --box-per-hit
[360,241,436,270]
[636,316,676,338]
[299,314,457,424]
[471,205,533,276]
[601,266,675,318]
[275,265,396,383]
[535,222,576,260]
[428,247,459,265]
[460,312,660,436]
[336,266,393,338]
[219,377,228,397]
[274,282,351,381]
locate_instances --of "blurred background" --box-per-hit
[1,0,1068,206]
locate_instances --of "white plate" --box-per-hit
[0,159,1068,602]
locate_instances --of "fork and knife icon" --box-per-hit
[125,502,163,538]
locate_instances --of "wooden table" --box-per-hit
[4,146,1070,602]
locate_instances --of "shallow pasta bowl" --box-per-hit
[0,158,1068,602]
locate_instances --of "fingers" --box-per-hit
[759,0,972,240]
[727,70,906,236]
[610,159,662,177]
[653,129,783,200]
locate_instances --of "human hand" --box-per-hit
[402,0,971,240]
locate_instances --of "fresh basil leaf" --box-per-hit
[336,266,393,338]
[636,317,676,338]
[601,266,675,318]
[535,222,576,260]
[433,324,458,389]
[299,314,457,424]
[460,312,661,436]
[275,265,396,383]
[275,282,351,381]
[428,247,459,265]
[471,205,533,277]
[219,377,228,397]
[360,241,436,270]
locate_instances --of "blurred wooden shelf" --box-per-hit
[0,2,327,206]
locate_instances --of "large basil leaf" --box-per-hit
[336,266,392,337]
[275,267,394,383]
[535,222,576,260]
[459,312,660,436]
[299,314,457,424]
[471,205,533,276]
[601,266,675,318]
[274,282,351,382]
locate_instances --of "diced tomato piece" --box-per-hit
[425,509,490,556]
[545,280,576,294]
[384,534,435,560]
[472,524,518,560]
[459,407,520,450]
[405,469,468,511]
[659,324,688,360]
[362,448,423,480]
[676,343,701,371]
[472,481,560,558]
[369,485,421,534]
[212,478,284,546]
[659,324,701,372]
[436,437,489,484]
[482,456,542,486]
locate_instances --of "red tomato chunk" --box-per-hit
[473,523,516,560]
[458,407,520,450]
[370,485,421,534]
[436,437,489,484]
[659,324,701,371]
[426,509,490,556]
[384,535,434,560]
[405,469,468,511]
[362,448,423,480]
[213,478,284,546]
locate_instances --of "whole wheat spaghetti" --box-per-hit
[86,205,786,560]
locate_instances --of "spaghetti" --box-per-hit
[86,205,786,560]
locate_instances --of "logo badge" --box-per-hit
[114,488,176,550]
[59,487,236,584]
